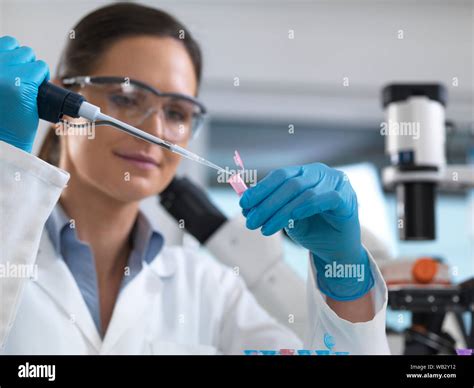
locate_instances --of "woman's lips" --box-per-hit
[113,151,160,170]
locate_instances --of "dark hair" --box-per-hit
[39,2,202,165]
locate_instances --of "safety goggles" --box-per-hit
[61,76,207,143]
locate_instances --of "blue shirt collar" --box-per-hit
[45,202,164,266]
[44,202,164,336]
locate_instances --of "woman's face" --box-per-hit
[59,36,198,202]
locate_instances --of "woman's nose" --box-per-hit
[141,109,165,138]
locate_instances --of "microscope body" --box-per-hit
[382,84,447,240]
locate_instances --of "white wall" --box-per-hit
[148,0,473,126]
[1,0,472,128]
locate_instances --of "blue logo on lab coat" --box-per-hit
[243,332,350,355]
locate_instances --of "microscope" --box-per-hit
[381,83,474,354]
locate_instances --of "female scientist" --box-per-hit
[0,3,389,354]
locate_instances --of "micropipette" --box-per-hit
[36,81,230,175]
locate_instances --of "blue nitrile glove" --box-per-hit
[0,36,50,152]
[240,163,374,301]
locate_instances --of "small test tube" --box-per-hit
[228,150,248,196]
[228,173,248,196]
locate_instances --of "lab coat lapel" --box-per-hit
[100,251,176,354]
[35,232,102,351]
[100,263,161,353]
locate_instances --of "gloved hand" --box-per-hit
[0,36,49,152]
[239,163,374,301]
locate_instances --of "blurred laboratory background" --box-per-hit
[1,0,472,353]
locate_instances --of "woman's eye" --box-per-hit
[164,107,186,122]
[109,94,139,108]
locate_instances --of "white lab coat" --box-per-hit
[0,140,390,355]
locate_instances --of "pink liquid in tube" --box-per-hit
[228,150,248,196]
[228,173,248,196]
